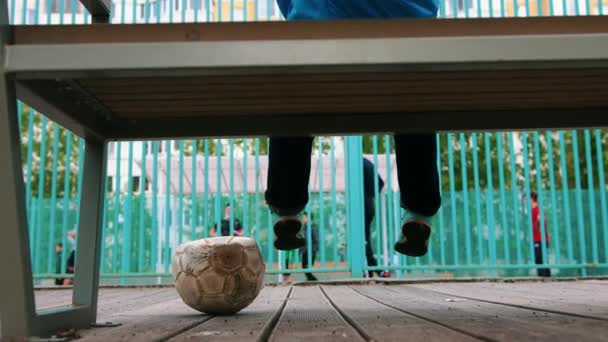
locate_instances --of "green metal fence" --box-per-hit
[10,0,608,285]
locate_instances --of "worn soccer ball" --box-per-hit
[171,236,265,315]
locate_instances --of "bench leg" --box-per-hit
[0,54,37,340]
[30,140,107,337]
[0,79,108,340]
[72,139,107,321]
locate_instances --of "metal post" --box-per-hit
[72,139,108,324]
[0,4,36,337]
[345,136,365,278]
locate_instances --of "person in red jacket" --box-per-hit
[531,192,550,277]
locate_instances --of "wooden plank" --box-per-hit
[96,288,178,318]
[79,68,608,92]
[35,289,73,310]
[35,288,156,311]
[320,285,476,342]
[270,286,365,342]
[76,69,608,118]
[477,281,608,303]
[105,93,606,113]
[80,296,210,341]
[12,16,608,45]
[523,280,608,296]
[169,286,291,342]
[413,282,608,320]
[354,285,608,341]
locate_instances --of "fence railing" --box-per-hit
[8,0,608,285]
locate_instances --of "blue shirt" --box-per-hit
[276,0,438,20]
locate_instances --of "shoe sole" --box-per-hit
[394,221,431,257]
[273,218,305,251]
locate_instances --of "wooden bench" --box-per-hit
[1,0,608,338]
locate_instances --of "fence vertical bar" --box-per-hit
[151,141,159,271]
[61,132,73,274]
[371,136,383,267]
[447,133,459,265]
[121,142,134,284]
[181,0,186,22]
[533,132,548,270]
[318,138,326,267]
[522,132,535,268]
[346,136,365,278]
[169,0,174,23]
[216,139,222,235]
[21,0,28,24]
[132,0,137,22]
[46,125,60,274]
[25,110,34,222]
[75,139,85,239]
[16,101,21,134]
[119,0,128,22]
[508,133,522,265]
[112,142,122,273]
[305,195,312,273]
[9,0,15,23]
[243,139,249,235]
[267,199,273,271]
[559,131,574,262]
[437,134,446,265]
[439,0,446,17]
[331,137,339,267]
[191,140,198,240]
[484,133,496,274]
[571,130,587,276]
[138,141,147,271]
[33,116,48,274]
[459,133,472,265]
[155,0,160,23]
[497,133,510,264]
[383,135,394,271]
[254,139,261,246]
[472,133,484,264]
[33,0,40,23]
[100,165,108,274]
[595,129,608,263]
[204,140,210,237]
[584,130,599,264]
[229,139,235,235]
[45,0,52,24]
[164,140,172,271]
[546,131,561,265]
[178,141,184,245]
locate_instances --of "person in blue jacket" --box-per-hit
[265,0,441,258]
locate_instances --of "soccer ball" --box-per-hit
[171,236,265,315]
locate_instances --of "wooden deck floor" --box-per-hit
[34,280,608,341]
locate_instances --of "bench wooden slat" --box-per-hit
[8,16,608,139]
[11,16,608,45]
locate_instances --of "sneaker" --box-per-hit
[305,273,318,281]
[394,211,433,257]
[273,215,306,251]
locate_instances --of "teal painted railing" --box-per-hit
[9,0,608,284]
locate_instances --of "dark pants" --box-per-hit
[265,134,441,216]
[302,249,317,279]
[534,242,551,277]
[283,249,317,278]
[365,200,379,276]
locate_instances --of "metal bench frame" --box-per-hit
[1,0,608,339]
